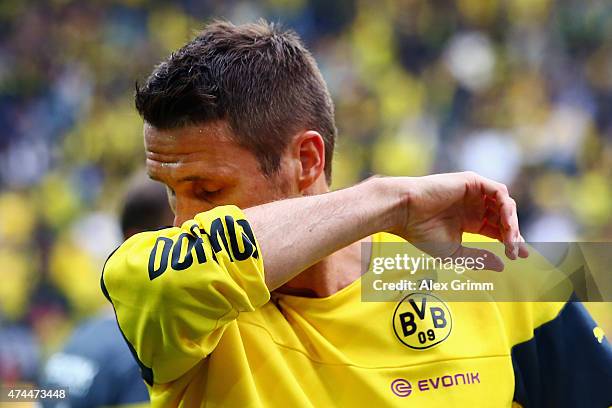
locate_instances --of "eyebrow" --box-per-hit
[147,173,208,183]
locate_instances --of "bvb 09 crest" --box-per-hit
[392,293,452,350]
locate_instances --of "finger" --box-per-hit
[497,197,517,233]
[478,176,508,199]
[475,215,528,259]
[469,173,526,260]
[477,177,519,258]
[484,194,498,208]
[491,201,516,260]
[451,245,505,272]
[498,197,519,259]
[478,221,502,240]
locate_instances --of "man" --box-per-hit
[41,175,173,408]
[102,21,611,407]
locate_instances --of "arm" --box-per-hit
[245,177,401,289]
[249,172,527,289]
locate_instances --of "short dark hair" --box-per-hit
[135,20,336,183]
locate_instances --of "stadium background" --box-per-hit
[0,0,610,385]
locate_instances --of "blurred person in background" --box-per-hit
[0,311,40,384]
[38,174,173,408]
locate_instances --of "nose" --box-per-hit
[173,215,184,228]
[173,196,212,227]
[173,197,197,227]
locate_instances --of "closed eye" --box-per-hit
[193,185,223,202]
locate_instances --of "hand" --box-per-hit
[389,172,529,271]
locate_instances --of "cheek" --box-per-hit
[270,170,299,198]
[257,176,297,202]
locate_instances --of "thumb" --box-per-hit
[451,246,505,272]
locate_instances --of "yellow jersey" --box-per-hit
[101,206,611,407]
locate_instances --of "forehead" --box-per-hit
[144,121,258,181]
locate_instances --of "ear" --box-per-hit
[292,130,326,192]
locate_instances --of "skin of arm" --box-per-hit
[245,172,529,290]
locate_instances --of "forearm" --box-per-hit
[244,177,405,290]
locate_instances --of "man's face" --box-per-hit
[144,121,296,226]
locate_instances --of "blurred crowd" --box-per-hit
[0,0,610,384]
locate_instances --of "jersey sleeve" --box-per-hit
[101,205,269,385]
[509,297,612,408]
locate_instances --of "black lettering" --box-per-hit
[237,219,259,259]
[400,312,417,336]
[189,225,208,265]
[409,297,427,320]
[430,306,447,328]
[202,218,233,263]
[148,237,173,280]
[225,216,254,261]
[427,328,436,341]
[171,233,196,270]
